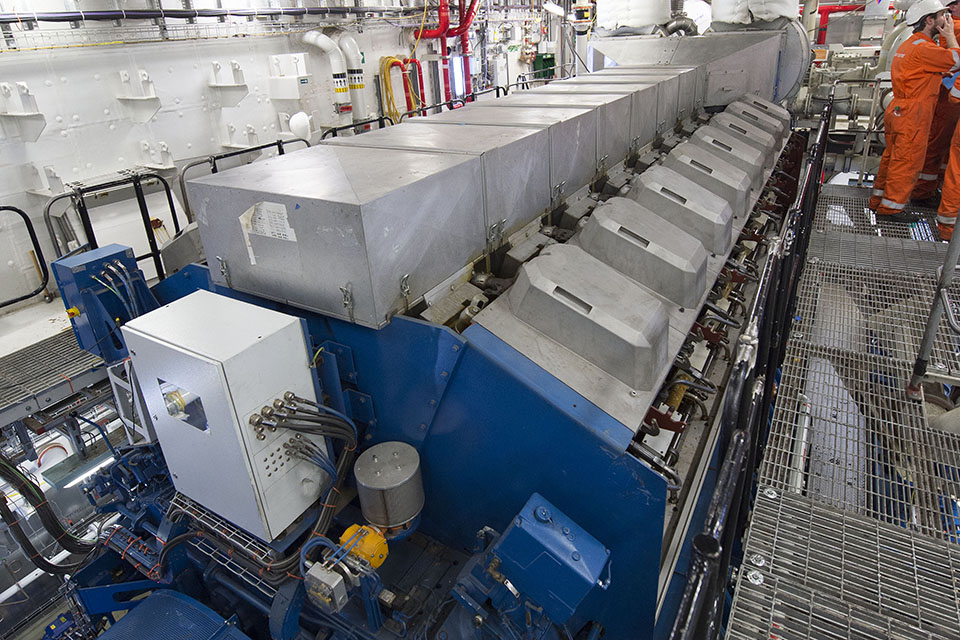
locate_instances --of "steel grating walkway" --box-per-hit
[0,329,104,426]
[726,184,960,639]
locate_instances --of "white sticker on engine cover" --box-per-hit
[239,201,297,265]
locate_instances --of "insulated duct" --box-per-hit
[337,33,369,121]
[596,0,671,30]
[713,0,800,24]
[303,31,350,106]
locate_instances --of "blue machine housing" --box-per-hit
[52,244,158,363]
[58,261,702,640]
[493,493,610,624]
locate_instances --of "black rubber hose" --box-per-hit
[0,454,94,554]
[0,497,86,574]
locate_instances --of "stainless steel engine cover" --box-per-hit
[576,197,707,308]
[662,141,752,219]
[710,111,779,156]
[626,165,734,255]
[688,124,767,189]
[507,243,669,391]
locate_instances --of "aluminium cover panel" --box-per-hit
[556,75,681,134]
[688,124,767,189]
[483,92,632,168]
[529,82,660,150]
[320,122,551,238]
[424,105,598,198]
[188,145,485,328]
[710,111,779,155]
[585,66,701,119]
[663,141,752,218]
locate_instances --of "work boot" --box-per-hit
[911,191,942,209]
[878,211,923,224]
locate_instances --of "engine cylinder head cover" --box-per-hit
[354,441,424,528]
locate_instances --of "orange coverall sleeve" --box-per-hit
[916,43,960,74]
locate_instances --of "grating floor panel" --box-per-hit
[760,341,960,541]
[0,330,103,408]
[814,184,941,241]
[727,494,960,640]
[807,231,949,275]
[791,262,960,374]
[726,183,960,639]
[741,490,960,636]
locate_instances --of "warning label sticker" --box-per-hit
[239,201,297,265]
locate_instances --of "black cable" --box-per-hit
[0,453,95,554]
[0,496,87,574]
[157,531,202,570]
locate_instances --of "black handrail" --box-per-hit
[669,91,834,640]
[320,116,394,140]
[178,138,311,221]
[0,206,49,309]
[398,97,467,121]
[43,171,186,280]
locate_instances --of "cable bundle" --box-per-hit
[379,56,420,122]
[0,452,96,574]
[0,453,95,555]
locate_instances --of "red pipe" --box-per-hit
[439,33,453,103]
[415,0,449,39]
[455,0,474,101]
[813,4,865,45]
[447,0,479,36]
[390,60,415,113]
[405,58,428,116]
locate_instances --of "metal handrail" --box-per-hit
[397,97,467,121]
[669,93,834,640]
[0,205,49,309]
[320,116,393,140]
[178,137,311,221]
[43,171,186,280]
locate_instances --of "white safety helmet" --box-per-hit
[906,0,947,26]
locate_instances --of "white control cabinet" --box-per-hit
[122,290,325,541]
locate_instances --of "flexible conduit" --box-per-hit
[0,6,422,25]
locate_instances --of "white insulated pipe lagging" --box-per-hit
[337,33,369,122]
[302,31,350,105]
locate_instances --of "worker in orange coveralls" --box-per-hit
[934,72,960,238]
[869,0,960,223]
[912,0,960,207]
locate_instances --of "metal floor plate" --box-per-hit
[728,495,960,640]
[727,185,960,639]
[0,329,105,425]
[742,490,960,637]
[792,263,960,373]
[813,184,941,241]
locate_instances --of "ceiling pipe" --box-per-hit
[0,6,423,24]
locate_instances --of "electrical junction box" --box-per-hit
[493,493,610,624]
[121,289,326,541]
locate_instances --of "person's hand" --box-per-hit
[941,13,959,49]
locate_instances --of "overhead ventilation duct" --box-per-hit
[596,0,671,31]
[713,0,800,24]
[712,0,751,24]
